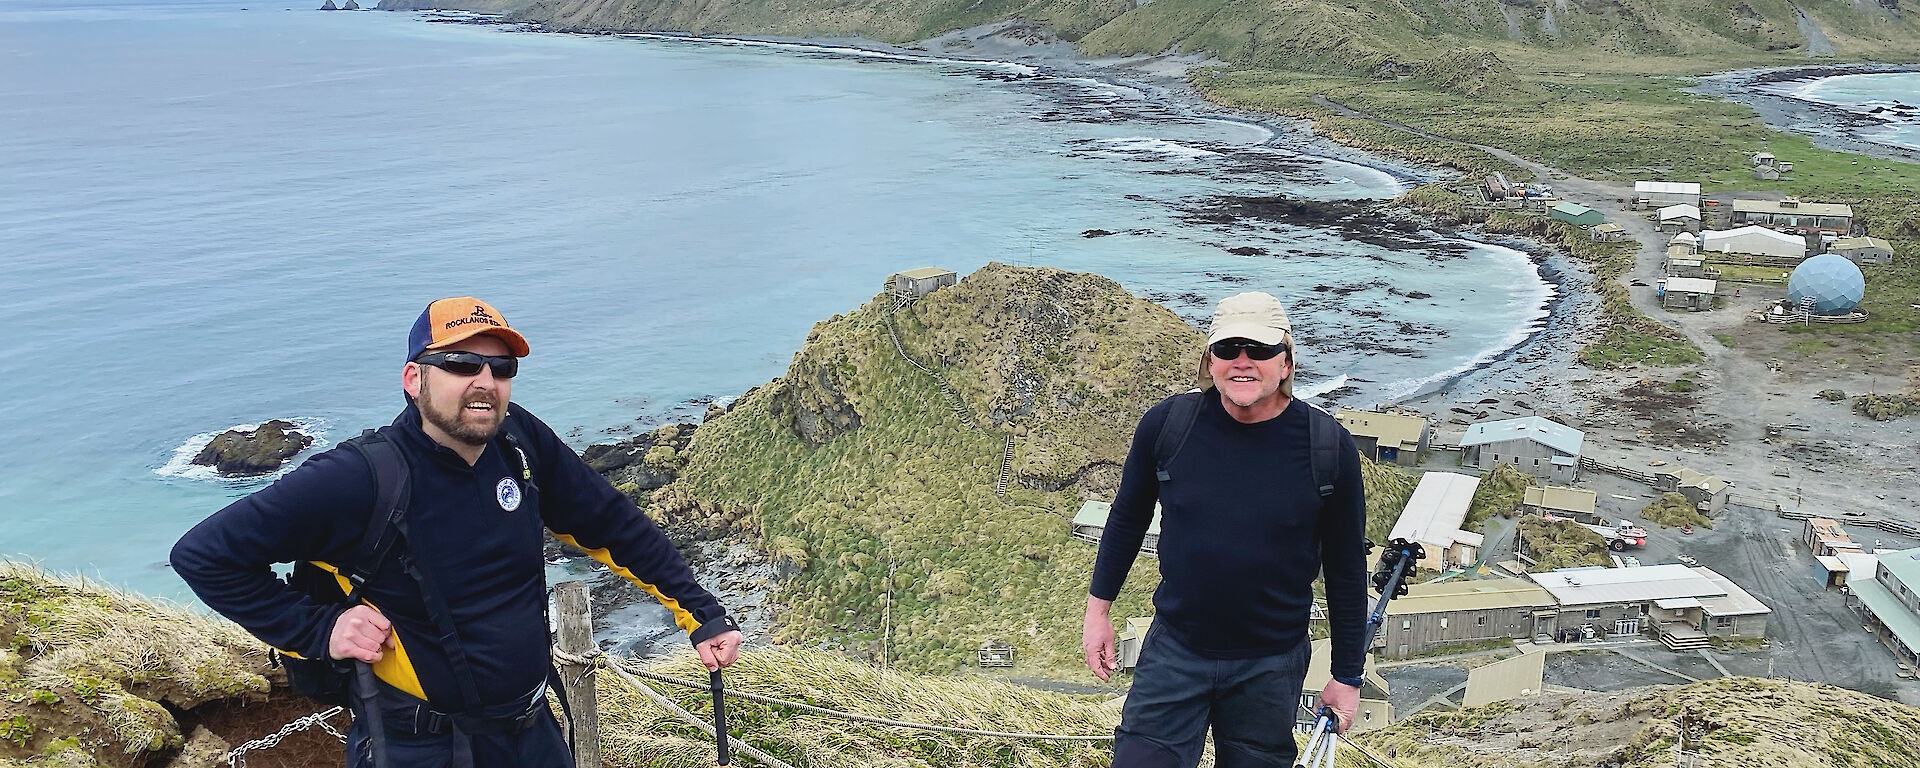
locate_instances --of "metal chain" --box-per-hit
[224,706,348,768]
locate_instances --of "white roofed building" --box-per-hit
[1461,416,1583,484]
[1702,226,1808,261]
[1390,472,1485,571]
[1529,564,1770,649]
[1634,181,1701,209]
[1658,204,1701,233]
[1661,277,1718,311]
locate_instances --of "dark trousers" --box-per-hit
[347,680,572,768]
[1112,622,1310,768]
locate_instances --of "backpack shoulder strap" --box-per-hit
[1152,390,1205,484]
[1305,403,1343,500]
[341,428,411,590]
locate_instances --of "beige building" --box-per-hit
[1529,564,1771,650]
[1829,236,1893,265]
[889,267,957,297]
[1463,651,1547,708]
[1336,408,1429,466]
[1376,578,1556,658]
[1731,198,1853,235]
[1298,639,1392,733]
[1522,485,1599,524]
[1389,472,1485,571]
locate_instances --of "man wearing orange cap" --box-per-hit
[173,297,742,767]
[1082,292,1368,768]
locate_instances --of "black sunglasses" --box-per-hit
[414,350,519,379]
[1209,339,1289,361]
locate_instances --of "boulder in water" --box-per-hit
[192,420,314,475]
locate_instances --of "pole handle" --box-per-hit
[711,669,730,767]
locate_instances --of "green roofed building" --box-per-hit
[1550,202,1604,227]
[1071,500,1161,555]
[1848,547,1920,668]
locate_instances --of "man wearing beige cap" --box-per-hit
[174,297,742,767]
[1082,292,1369,767]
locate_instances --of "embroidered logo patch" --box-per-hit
[496,477,522,512]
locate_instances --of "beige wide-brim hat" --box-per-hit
[1207,292,1293,346]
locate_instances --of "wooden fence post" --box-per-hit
[556,580,601,768]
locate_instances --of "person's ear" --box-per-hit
[403,361,423,399]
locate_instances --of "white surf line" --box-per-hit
[612,32,1039,75]
[1375,238,1557,408]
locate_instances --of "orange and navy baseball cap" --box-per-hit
[407,297,531,361]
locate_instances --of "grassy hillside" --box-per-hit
[1354,677,1920,768]
[0,563,271,768]
[645,263,1417,678]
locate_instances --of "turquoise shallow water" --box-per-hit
[0,0,1552,601]
[1791,71,1920,150]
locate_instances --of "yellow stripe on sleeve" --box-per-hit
[550,533,701,634]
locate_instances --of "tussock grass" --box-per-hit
[0,562,271,765]
[1464,463,1536,530]
[1640,492,1712,529]
[1515,517,1611,571]
[600,647,1118,768]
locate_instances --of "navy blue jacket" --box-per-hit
[172,402,732,708]
[1090,391,1369,681]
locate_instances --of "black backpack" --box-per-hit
[277,424,544,719]
[1150,389,1345,500]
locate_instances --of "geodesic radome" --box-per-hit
[1787,253,1865,316]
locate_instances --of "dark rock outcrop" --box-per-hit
[192,420,312,475]
[767,365,861,446]
[582,422,697,493]
[319,0,337,9]
[342,0,360,8]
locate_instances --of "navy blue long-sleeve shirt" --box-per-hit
[1090,390,1369,680]
[172,401,732,708]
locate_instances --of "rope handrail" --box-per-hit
[555,646,1113,742]
[599,655,798,768]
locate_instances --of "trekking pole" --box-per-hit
[353,660,389,768]
[711,669,730,767]
[1297,538,1425,768]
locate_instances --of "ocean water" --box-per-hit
[0,0,1552,601]
[1791,72,1920,151]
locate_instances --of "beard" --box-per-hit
[417,378,506,446]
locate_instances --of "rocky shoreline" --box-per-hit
[1692,62,1920,163]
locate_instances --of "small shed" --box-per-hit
[1830,236,1893,265]
[1670,231,1698,251]
[1658,204,1702,233]
[1116,617,1156,669]
[1752,151,1776,168]
[1664,248,1715,280]
[1655,467,1730,512]
[977,640,1014,667]
[1461,416,1584,484]
[1336,407,1429,466]
[1661,277,1717,311]
[1550,202,1604,227]
[1590,223,1626,242]
[1072,500,1161,555]
[1522,485,1599,523]
[890,267,957,297]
